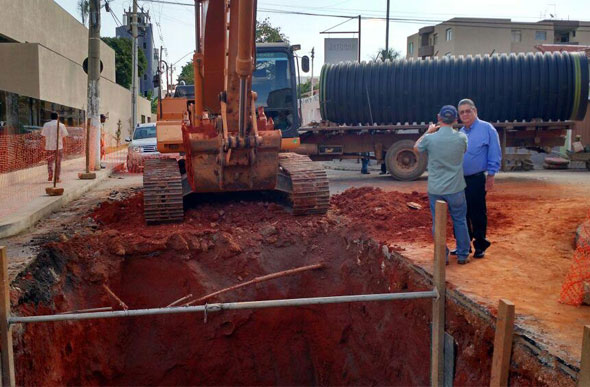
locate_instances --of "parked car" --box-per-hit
[126,123,168,173]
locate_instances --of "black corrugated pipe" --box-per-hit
[319,52,589,125]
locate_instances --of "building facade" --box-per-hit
[116,10,158,98]
[0,0,151,141]
[407,18,590,58]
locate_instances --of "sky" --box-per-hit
[55,0,590,84]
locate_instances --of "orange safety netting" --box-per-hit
[0,127,86,174]
[559,213,590,306]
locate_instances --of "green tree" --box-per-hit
[372,48,401,61]
[146,90,158,114]
[101,37,148,89]
[256,18,288,43]
[297,79,311,98]
[177,61,194,84]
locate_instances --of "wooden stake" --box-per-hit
[0,247,15,387]
[102,284,129,310]
[579,325,590,387]
[166,294,193,308]
[490,299,515,387]
[431,200,446,387]
[183,263,325,307]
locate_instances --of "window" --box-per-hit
[143,74,147,81]
[535,31,547,41]
[433,33,438,45]
[143,42,146,49]
[511,30,522,42]
[133,125,156,139]
[252,50,294,131]
[408,41,414,55]
[445,28,452,41]
[141,115,146,124]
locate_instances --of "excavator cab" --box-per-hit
[254,43,300,139]
[143,0,329,224]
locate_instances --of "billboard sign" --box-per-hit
[324,38,358,64]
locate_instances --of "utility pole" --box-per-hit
[310,47,315,96]
[358,15,361,62]
[83,0,101,176]
[158,45,163,118]
[131,0,138,131]
[385,0,390,52]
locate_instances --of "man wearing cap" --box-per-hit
[414,105,471,264]
[456,99,501,259]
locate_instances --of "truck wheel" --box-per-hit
[586,160,590,171]
[385,140,427,181]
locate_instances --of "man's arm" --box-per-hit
[486,125,502,191]
[414,124,438,152]
[460,132,468,153]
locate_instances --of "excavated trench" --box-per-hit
[10,189,573,386]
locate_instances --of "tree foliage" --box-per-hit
[256,18,289,43]
[102,37,148,89]
[372,48,402,61]
[297,79,311,98]
[177,61,194,84]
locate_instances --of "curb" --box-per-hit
[0,163,124,239]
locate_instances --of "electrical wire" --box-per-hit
[136,0,590,33]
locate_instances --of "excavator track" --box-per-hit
[277,153,330,215]
[143,158,184,224]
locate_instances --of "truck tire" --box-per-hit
[385,139,427,181]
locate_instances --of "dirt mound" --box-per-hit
[331,187,439,245]
[331,187,513,248]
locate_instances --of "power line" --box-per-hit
[136,0,590,33]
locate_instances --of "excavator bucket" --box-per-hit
[184,129,282,192]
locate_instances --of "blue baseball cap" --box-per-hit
[438,105,458,121]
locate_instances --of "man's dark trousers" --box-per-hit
[464,172,491,251]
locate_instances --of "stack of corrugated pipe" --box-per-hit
[319,52,589,125]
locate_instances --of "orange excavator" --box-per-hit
[143,0,329,224]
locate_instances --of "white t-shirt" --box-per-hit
[41,120,69,150]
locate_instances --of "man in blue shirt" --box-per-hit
[456,99,502,259]
[414,105,471,264]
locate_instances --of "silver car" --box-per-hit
[126,124,161,173]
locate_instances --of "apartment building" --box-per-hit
[116,10,159,98]
[407,18,590,58]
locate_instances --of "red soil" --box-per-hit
[330,186,512,247]
[11,186,572,386]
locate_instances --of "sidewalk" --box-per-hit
[0,150,127,238]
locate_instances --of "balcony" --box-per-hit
[418,45,434,57]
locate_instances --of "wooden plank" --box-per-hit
[444,332,456,387]
[490,299,515,387]
[431,200,447,387]
[579,325,590,387]
[0,247,15,387]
